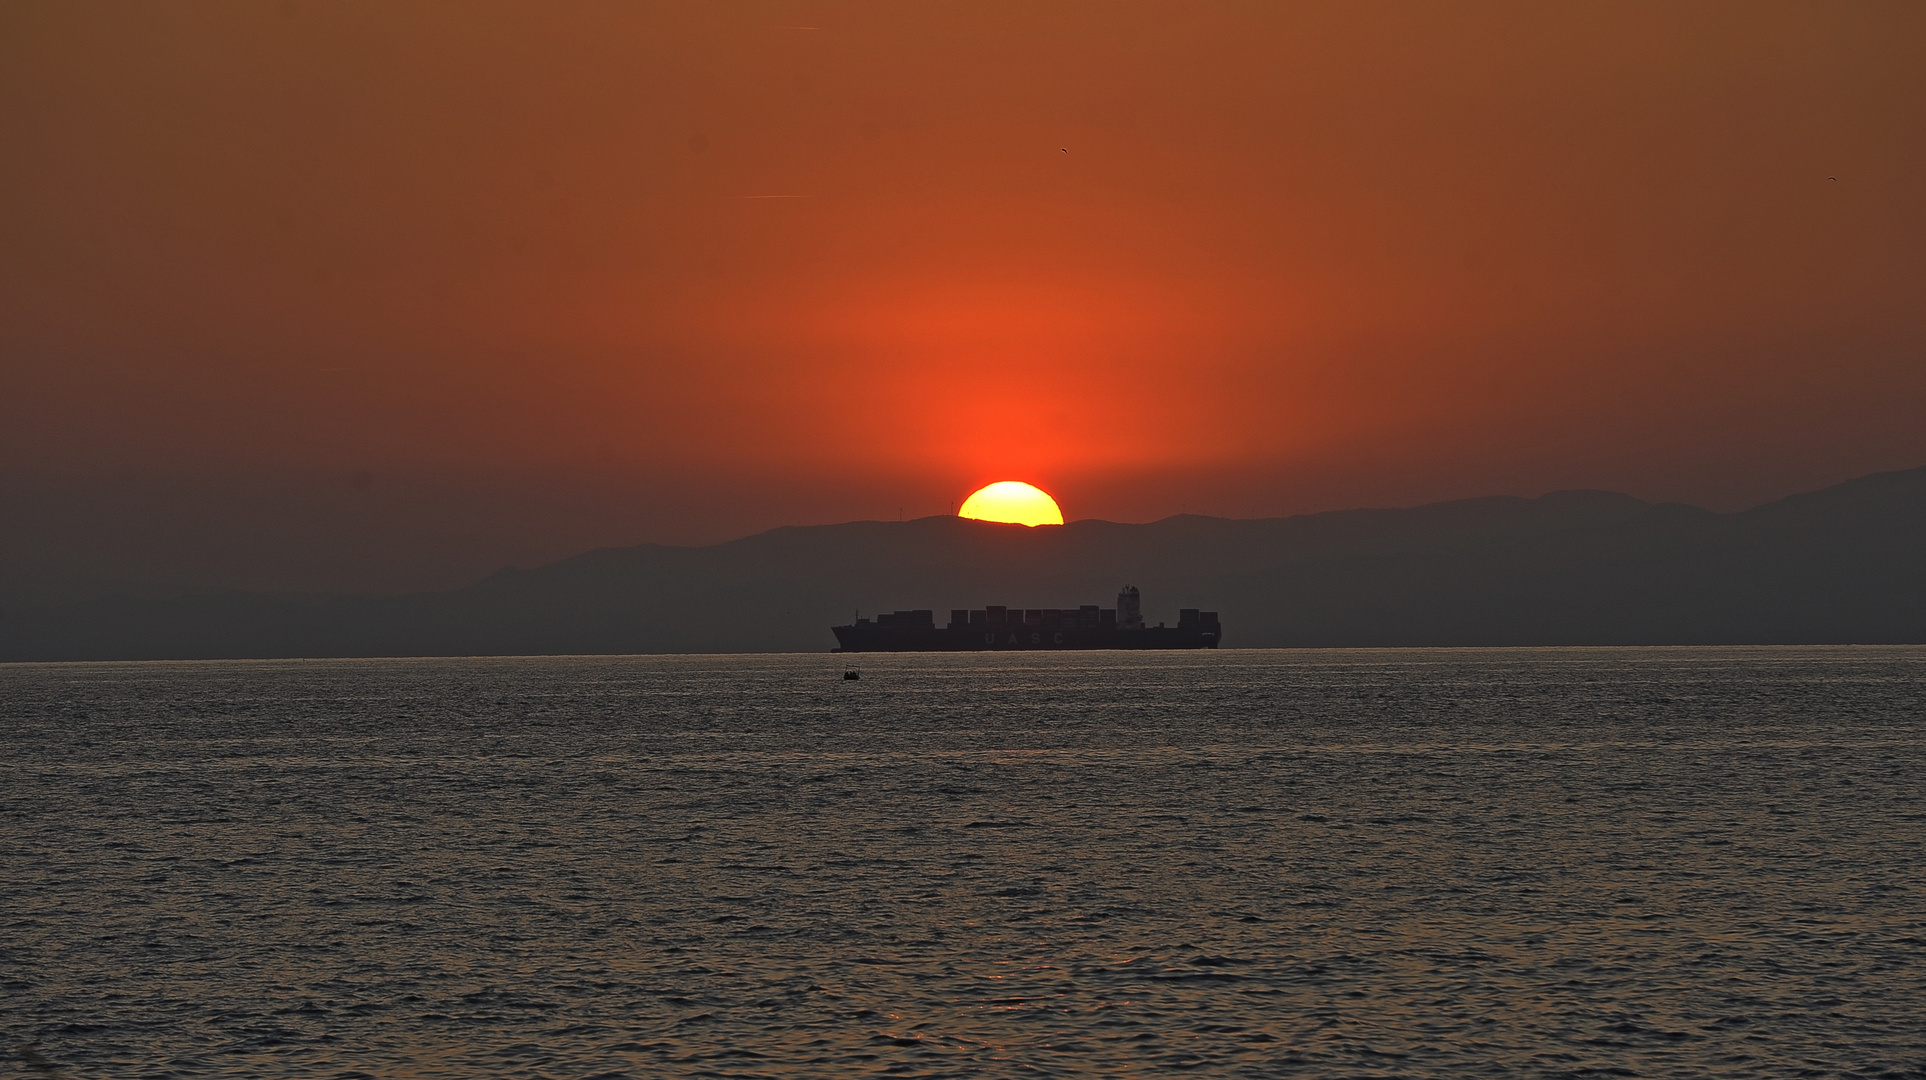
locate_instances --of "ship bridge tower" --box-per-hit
[1117,585,1144,629]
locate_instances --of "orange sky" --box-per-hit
[3,2,1924,588]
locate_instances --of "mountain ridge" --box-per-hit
[4,466,1922,659]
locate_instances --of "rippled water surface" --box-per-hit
[4,648,1924,1078]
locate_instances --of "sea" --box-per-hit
[3,648,1923,1078]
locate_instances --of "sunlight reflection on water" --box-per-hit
[4,648,1923,1077]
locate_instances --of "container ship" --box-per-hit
[832,586,1221,652]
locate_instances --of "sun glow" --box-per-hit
[958,481,1064,526]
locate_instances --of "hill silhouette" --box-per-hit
[4,466,1923,659]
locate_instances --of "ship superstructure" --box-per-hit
[831,587,1220,652]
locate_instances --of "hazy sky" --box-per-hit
[4,2,1923,591]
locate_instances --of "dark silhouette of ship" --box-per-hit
[832,586,1221,652]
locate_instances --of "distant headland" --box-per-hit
[3,465,1923,660]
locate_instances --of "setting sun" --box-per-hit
[957,481,1064,526]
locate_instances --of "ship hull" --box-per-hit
[832,624,1219,652]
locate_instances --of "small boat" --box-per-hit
[843,669,860,680]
